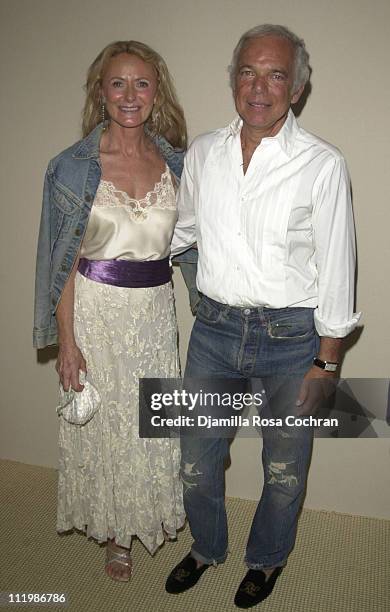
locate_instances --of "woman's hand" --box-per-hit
[54,251,84,391]
[56,343,86,392]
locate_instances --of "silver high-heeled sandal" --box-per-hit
[105,543,133,582]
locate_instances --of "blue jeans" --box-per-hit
[181,295,320,569]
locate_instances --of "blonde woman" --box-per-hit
[34,41,187,581]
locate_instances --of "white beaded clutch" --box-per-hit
[57,371,101,425]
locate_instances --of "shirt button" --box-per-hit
[74,228,81,236]
[244,308,251,315]
[61,264,68,272]
[85,194,92,202]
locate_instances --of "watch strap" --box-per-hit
[313,357,339,372]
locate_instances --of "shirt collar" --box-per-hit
[225,108,299,157]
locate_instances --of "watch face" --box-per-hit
[324,363,338,372]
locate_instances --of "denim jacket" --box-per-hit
[33,122,198,349]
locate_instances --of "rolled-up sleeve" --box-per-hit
[312,155,361,337]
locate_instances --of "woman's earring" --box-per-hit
[101,102,106,124]
[151,106,159,127]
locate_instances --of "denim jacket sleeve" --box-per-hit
[33,162,58,348]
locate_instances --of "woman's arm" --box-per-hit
[55,253,86,392]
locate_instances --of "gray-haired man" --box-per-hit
[167,24,360,608]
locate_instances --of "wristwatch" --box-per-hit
[313,357,339,372]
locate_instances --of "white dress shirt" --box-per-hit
[171,110,361,337]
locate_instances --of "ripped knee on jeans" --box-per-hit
[267,461,298,487]
[181,461,203,494]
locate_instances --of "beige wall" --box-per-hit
[0,0,389,518]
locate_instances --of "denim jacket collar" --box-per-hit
[72,123,105,160]
[71,122,183,165]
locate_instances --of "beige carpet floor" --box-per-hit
[0,459,389,612]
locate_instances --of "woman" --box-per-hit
[33,41,187,582]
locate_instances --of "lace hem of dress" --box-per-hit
[57,513,186,554]
[94,166,176,222]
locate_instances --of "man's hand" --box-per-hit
[56,343,87,392]
[295,366,337,416]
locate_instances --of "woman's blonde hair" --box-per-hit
[82,40,187,149]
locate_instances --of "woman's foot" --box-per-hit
[105,540,132,582]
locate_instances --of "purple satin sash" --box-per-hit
[78,257,171,288]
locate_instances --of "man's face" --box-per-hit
[234,35,304,138]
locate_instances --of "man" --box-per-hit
[167,24,360,608]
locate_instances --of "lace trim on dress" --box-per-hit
[94,166,176,223]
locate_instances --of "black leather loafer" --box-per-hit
[234,567,283,608]
[165,553,210,594]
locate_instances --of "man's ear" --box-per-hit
[291,84,305,105]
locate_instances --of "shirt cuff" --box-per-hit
[314,311,362,337]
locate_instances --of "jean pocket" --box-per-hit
[267,308,314,339]
[196,297,227,325]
